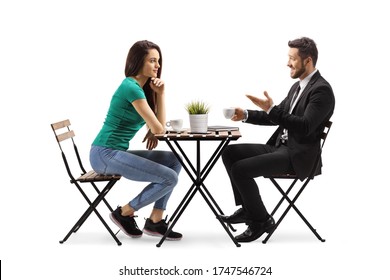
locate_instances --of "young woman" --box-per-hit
[89,40,182,241]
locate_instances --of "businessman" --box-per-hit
[220,37,335,242]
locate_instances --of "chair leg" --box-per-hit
[90,181,115,212]
[72,181,115,232]
[270,178,298,216]
[60,180,122,246]
[60,202,122,246]
[263,178,325,243]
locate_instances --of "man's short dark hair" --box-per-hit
[288,37,318,66]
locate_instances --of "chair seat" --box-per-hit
[266,173,298,179]
[77,170,121,182]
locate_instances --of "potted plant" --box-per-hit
[185,100,210,133]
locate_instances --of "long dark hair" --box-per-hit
[124,40,163,112]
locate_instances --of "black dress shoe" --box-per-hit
[219,208,249,224]
[235,216,276,243]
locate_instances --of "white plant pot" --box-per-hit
[189,114,208,133]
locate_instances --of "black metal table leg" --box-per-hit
[157,137,239,247]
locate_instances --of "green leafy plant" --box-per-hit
[185,100,210,114]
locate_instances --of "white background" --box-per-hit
[1,0,389,279]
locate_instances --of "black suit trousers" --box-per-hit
[222,143,294,222]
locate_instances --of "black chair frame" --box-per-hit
[51,119,122,246]
[263,120,332,244]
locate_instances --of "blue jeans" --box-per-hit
[89,145,181,211]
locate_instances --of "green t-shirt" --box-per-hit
[92,77,146,150]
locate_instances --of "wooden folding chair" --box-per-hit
[263,120,333,243]
[51,119,122,245]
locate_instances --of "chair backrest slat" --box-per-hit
[51,119,75,143]
[51,119,71,130]
[51,119,82,180]
[56,130,75,142]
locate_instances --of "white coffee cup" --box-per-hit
[166,119,183,132]
[223,107,235,119]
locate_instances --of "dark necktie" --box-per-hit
[276,85,301,147]
[289,85,301,113]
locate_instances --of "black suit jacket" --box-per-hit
[246,71,335,180]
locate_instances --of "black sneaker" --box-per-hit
[143,218,183,241]
[109,207,142,238]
